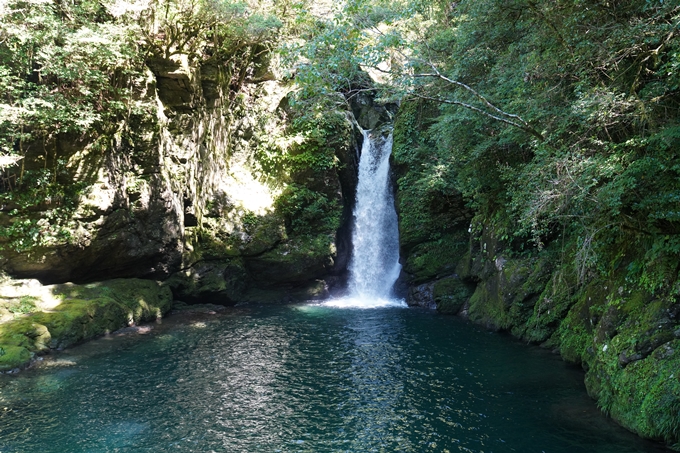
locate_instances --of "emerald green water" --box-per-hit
[0,304,667,452]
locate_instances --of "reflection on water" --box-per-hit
[341,308,407,450]
[0,305,669,453]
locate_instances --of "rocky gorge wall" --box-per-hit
[1,55,350,295]
[0,48,388,370]
[392,102,680,449]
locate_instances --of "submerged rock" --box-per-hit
[112,325,154,336]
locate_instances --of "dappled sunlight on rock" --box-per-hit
[0,277,63,311]
[0,278,172,371]
[221,156,280,217]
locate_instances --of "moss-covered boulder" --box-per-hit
[564,282,680,446]
[0,277,172,372]
[166,259,248,305]
[406,275,474,313]
[433,276,475,314]
[245,234,337,285]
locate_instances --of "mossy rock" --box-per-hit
[196,213,286,259]
[400,208,680,446]
[403,232,468,284]
[508,261,573,343]
[167,259,248,305]
[434,276,474,314]
[555,282,607,365]
[245,234,336,285]
[578,284,680,444]
[455,251,474,281]
[241,214,287,256]
[588,339,680,445]
[0,278,172,371]
[0,345,31,372]
[467,275,510,330]
[238,280,329,304]
[48,279,173,318]
[463,254,547,331]
[31,297,129,349]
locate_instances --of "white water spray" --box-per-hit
[323,129,405,308]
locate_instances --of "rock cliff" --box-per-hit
[1,51,361,299]
[0,47,370,370]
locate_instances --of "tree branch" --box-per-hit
[364,54,543,139]
[412,61,532,127]
[410,93,544,140]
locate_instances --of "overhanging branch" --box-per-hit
[412,61,542,139]
[365,59,544,140]
[410,93,544,140]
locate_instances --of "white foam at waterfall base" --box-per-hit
[320,128,406,309]
[320,296,406,309]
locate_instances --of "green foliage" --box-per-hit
[0,0,301,255]
[258,103,347,240]
[282,111,346,177]
[0,166,85,251]
[0,0,287,167]
[403,232,468,283]
[0,0,145,154]
[374,4,680,443]
[393,100,473,251]
[275,184,341,235]
[385,0,680,295]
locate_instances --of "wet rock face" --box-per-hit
[331,114,362,280]
[349,92,397,131]
[407,281,436,309]
[343,71,398,131]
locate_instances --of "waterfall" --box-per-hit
[323,128,405,308]
[348,129,402,299]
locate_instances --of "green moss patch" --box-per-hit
[589,339,680,444]
[434,276,474,314]
[0,345,31,372]
[0,278,172,372]
[245,233,336,285]
[403,232,469,284]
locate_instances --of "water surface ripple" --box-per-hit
[0,305,667,453]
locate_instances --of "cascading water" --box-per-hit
[324,128,405,308]
[349,129,402,298]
